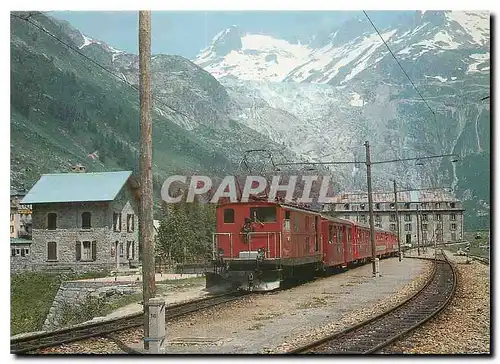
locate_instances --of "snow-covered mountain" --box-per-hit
[193,10,490,229]
[195,11,489,85]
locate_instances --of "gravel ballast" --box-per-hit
[382,250,490,354]
[125,257,431,354]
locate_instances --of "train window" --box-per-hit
[338,228,344,243]
[328,225,334,243]
[224,209,234,223]
[347,228,352,243]
[250,207,277,223]
[283,219,291,231]
[285,210,291,219]
[305,216,310,230]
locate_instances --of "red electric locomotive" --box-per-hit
[206,200,399,292]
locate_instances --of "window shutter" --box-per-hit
[76,241,81,261]
[92,241,97,261]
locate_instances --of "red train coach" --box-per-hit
[206,201,399,292]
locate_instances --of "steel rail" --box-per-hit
[469,255,489,266]
[288,251,456,354]
[11,292,245,354]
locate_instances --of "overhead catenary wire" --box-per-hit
[10,13,215,130]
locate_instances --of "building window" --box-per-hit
[421,203,428,209]
[435,214,442,221]
[422,224,428,231]
[405,223,412,232]
[343,203,350,210]
[435,203,441,209]
[450,202,456,208]
[389,203,395,209]
[422,232,427,241]
[451,232,456,241]
[83,241,92,261]
[120,242,124,257]
[375,223,382,228]
[47,241,57,261]
[404,203,410,209]
[113,213,122,232]
[344,215,350,220]
[82,212,92,229]
[375,214,382,222]
[437,233,443,242]
[10,226,14,234]
[450,223,457,231]
[404,214,412,222]
[11,248,16,257]
[47,213,57,230]
[360,203,365,210]
[360,215,366,223]
[390,224,396,231]
[375,203,381,210]
[422,214,428,221]
[450,214,456,221]
[127,214,135,231]
[389,214,396,222]
[10,214,14,221]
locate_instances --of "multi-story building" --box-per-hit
[21,170,140,273]
[10,189,32,239]
[325,189,465,247]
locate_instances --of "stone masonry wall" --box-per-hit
[42,280,142,331]
[30,184,139,273]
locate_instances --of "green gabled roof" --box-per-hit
[21,171,134,204]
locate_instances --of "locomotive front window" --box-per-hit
[250,207,277,223]
[224,208,234,223]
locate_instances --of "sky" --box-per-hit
[49,11,411,58]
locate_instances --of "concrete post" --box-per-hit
[375,258,380,277]
[146,297,165,354]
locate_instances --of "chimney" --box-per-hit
[71,164,86,173]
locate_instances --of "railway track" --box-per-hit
[469,255,489,265]
[289,251,457,354]
[11,292,245,354]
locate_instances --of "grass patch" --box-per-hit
[11,272,61,335]
[10,271,110,335]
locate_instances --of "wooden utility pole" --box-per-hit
[393,180,401,261]
[139,10,155,351]
[364,141,377,277]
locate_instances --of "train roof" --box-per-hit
[216,200,323,215]
[216,201,395,235]
[321,214,394,234]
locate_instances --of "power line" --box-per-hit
[10,13,210,129]
[362,11,444,153]
[362,11,436,119]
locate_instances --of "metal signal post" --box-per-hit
[139,10,156,351]
[393,180,401,261]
